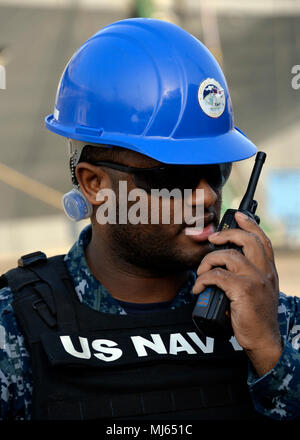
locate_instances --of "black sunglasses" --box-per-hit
[92,161,232,192]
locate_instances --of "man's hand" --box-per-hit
[192,211,283,377]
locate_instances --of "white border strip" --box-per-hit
[0,0,133,11]
[0,0,299,15]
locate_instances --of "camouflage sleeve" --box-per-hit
[248,292,300,420]
[0,286,33,420]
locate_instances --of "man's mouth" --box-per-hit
[182,212,218,241]
[184,223,216,241]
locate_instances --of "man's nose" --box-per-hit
[187,178,218,208]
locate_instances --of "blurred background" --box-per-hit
[0,0,299,295]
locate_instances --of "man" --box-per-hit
[0,18,300,421]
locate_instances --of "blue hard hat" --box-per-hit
[45,18,257,165]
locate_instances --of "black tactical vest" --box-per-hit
[3,252,264,420]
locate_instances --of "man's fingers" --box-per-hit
[208,211,275,264]
[234,211,275,262]
[208,229,269,272]
[192,267,243,298]
[196,248,255,276]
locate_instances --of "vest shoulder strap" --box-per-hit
[4,252,78,342]
[1,251,46,291]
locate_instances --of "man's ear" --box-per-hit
[75,162,112,206]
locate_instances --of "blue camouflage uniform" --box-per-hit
[1,225,300,420]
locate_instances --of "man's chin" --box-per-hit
[150,240,214,275]
[176,240,214,269]
[107,221,216,275]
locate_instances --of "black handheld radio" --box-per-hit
[192,151,267,339]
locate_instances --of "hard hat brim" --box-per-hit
[46,114,256,165]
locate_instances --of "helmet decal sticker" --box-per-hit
[197,78,226,118]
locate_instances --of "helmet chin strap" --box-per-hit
[62,140,92,221]
[68,139,84,185]
[63,140,115,221]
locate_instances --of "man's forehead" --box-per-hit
[69,139,162,167]
[113,148,161,167]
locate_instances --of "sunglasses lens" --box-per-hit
[133,169,177,191]
[219,162,232,186]
[132,163,232,192]
[204,163,232,190]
